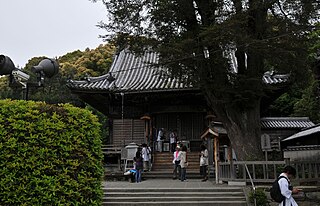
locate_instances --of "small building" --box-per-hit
[282,124,320,161]
[201,117,315,165]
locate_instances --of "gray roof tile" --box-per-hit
[260,117,315,129]
[67,49,289,93]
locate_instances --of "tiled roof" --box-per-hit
[67,49,289,93]
[282,124,320,141]
[202,118,314,137]
[283,145,320,151]
[261,117,315,129]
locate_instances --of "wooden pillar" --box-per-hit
[214,136,220,184]
[141,115,151,144]
[145,120,148,142]
[228,144,235,179]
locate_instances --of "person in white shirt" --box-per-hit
[147,146,152,171]
[199,144,209,182]
[172,146,181,179]
[157,128,164,152]
[180,145,188,181]
[141,143,150,172]
[278,165,300,206]
[169,130,177,152]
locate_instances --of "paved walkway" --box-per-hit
[103,178,232,189]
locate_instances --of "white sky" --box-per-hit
[0,0,107,68]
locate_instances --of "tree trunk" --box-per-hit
[205,92,263,160]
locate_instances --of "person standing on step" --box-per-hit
[278,165,300,206]
[147,144,152,171]
[157,128,164,152]
[169,129,177,153]
[199,144,209,182]
[180,145,188,181]
[172,145,181,179]
[134,148,143,183]
[141,143,150,172]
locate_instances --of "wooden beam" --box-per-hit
[214,136,220,184]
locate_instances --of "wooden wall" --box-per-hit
[154,112,206,141]
[112,119,145,146]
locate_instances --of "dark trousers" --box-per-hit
[135,169,142,183]
[171,143,176,152]
[200,165,208,178]
[181,168,186,181]
[173,162,181,179]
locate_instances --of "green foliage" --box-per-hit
[0,99,103,206]
[86,105,109,144]
[59,44,115,79]
[266,71,320,123]
[249,188,268,206]
[293,79,320,123]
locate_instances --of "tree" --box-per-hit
[59,44,115,79]
[93,0,319,160]
[266,22,320,123]
[0,44,115,104]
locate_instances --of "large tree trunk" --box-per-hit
[205,92,263,160]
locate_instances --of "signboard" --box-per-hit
[261,133,272,151]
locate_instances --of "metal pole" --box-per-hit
[25,83,29,100]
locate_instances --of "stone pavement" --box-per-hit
[103,178,230,189]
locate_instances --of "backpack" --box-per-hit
[270,176,288,203]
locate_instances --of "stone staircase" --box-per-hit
[102,187,247,206]
[152,152,200,171]
[148,152,202,178]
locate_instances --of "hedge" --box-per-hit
[0,99,103,206]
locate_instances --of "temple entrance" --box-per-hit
[152,112,206,153]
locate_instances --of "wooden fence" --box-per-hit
[218,160,320,184]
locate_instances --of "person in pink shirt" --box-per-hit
[172,146,181,179]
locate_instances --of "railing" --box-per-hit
[101,144,122,154]
[218,160,320,183]
[290,161,320,183]
[219,161,286,183]
[245,164,256,206]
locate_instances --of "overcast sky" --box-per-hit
[0,0,107,68]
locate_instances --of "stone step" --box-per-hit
[152,164,200,168]
[103,188,243,193]
[141,170,212,179]
[103,196,246,202]
[105,191,244,197]
[151,167,200,171]
[102,200,247,206]
[103,187,247,206]
[154,152,200,158]
[152,165,200,169]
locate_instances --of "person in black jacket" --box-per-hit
[134,148,143,183]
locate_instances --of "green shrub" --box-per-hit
[249,188,268,206]
[0,99,103,206]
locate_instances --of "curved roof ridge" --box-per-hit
[67,49,290,93]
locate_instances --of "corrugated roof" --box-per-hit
[261,117,315,129]
[282,124,320,141]
[67,49,289,93]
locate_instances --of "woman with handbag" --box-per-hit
[180,145,188,181]
[200,144,209,181]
